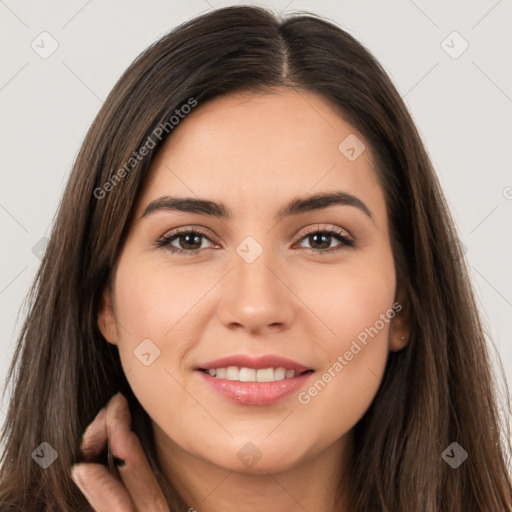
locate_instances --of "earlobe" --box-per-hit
[390,328,410,352]
[97,286,118,345]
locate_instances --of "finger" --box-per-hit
[80,405,108,459]
[106,393,169,512]
[71,462,135,512]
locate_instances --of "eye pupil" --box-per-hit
[180,233,202,250]
[310,233,331,250]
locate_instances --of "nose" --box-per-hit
[216,243,296,336]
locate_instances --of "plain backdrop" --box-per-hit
[1,0,511,437]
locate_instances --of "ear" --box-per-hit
[97,285,119,346]
[389,282,412,352]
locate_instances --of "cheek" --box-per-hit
[294,252,395,434]
[110,256,192,385]
[111,256,208,431]
[113,255,211,343]
[298,243,396,350]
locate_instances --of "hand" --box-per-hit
[71,392,170,512]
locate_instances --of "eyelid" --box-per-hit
[158,223,353,242]
[166,225,216,240]
[155,225,219,248]
[297,224,353,241]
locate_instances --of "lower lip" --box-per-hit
[197,370,314,405]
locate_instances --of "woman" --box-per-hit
[1,5,511,511]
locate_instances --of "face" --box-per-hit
[99,88,409,476]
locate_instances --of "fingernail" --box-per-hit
[113,456,126,468]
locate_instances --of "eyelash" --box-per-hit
[154,225,355,256]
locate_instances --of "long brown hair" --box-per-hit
[1,5,511,511]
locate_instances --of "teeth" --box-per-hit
[274,367,286,380]
[226,366,239,380]
[204,366,298,382]
[256,368,274,382]
[239,367,256,382]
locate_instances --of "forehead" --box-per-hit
[136,88,385,221]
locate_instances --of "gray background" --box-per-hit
[1,0,511,437]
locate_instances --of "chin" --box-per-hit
[201,438,309,475]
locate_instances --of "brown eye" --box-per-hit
[155,228,216,255]
[173,232,204,251]
[296,226,355,253]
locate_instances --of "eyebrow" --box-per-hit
[140,191,373,221]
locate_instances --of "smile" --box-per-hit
[195,353,315,405]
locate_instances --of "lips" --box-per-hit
[195,354,315,405]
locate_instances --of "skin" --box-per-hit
[72,88,410,511]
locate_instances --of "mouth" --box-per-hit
[195,354,315,405]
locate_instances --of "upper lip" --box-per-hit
[197,354,313,373]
